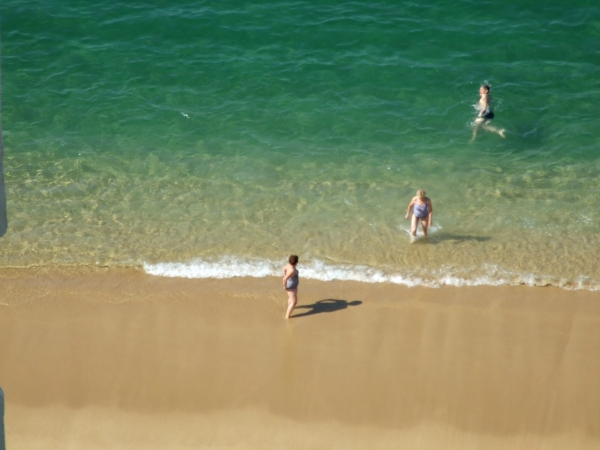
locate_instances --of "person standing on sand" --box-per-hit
[283,255,299,319]
[472,84,505,140]
[405,190,433,237]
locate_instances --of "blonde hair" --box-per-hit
[416,189,426,200]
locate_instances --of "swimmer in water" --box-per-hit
[472,84,505,141]
[405,190,433,237]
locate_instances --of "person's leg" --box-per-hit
[411,214,418,236]
[285,289,297,319]
[471,118,484,141]
[421,218,429,236]
[482,122,506,138]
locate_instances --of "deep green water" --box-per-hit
[2,0,600,288]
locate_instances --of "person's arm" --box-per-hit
[427,199,433,226]
[283,267,291,288]
[405,198,415,220]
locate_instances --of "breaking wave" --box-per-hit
[143,257,600,290]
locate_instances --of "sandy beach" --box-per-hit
[1,267,599,449]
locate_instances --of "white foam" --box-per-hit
[143,256,278,279]
[398,221,442,239]
[143,257,600,290]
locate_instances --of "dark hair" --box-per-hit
[289,255,299,265]
[481,84,491,92]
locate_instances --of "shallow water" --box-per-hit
[2,0,600,288]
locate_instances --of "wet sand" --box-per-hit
[0,267,599,449]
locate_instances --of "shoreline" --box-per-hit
[1,268,599,448]
[1,259,599,291]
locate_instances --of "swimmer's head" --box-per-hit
[289,254,299,265]
[480,85,491,94]
[416,189,426,200]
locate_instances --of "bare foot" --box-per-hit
[499,129,506,138]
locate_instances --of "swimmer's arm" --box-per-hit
[405,197,416,219]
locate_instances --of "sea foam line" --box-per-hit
[142,257,600,290]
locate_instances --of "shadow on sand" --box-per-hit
[292,299,362,318]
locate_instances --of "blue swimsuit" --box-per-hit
[286,269,299,289]
[413,201,429,219]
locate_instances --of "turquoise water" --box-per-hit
[2,0,600,288]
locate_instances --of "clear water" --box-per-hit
[2,0,600,288]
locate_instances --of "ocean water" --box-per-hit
[2,0,600,289]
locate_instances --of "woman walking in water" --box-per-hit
[405,190,433,237]
[283,255,299,319]
[472,84,505,140]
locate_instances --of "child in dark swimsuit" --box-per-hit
[405,190,433,237]
[283,255,299,319]
[472,85,505,141]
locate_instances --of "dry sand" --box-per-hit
[0,267,599,449]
